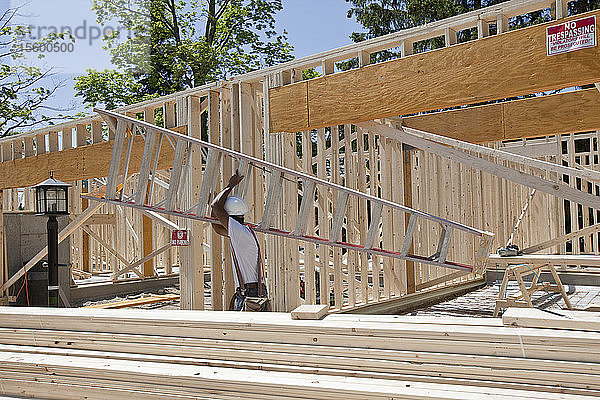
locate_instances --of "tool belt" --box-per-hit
[229,284,269,312]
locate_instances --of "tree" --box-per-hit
[343,0,461,66]
[346,0,600,51]
[75,0,294,109]
[0,6,74,137]
[73,69,156,110]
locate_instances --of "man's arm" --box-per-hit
[210,170,244,231]
[210,207,229,237]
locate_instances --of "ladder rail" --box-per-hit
[79,194,475,273]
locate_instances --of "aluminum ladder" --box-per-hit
[84,108,495,274]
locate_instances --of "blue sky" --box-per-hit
[5,0,364,118]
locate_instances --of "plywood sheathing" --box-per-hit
[269,10,600,134]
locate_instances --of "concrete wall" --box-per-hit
[4,213,70,277]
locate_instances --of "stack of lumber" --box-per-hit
[0,307,599,399]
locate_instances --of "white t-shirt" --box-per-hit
[228,217,259,287]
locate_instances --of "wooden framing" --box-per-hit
[2,0,599,313]
[269,10,600,133]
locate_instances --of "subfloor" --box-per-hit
[411,281,600,317]
[79,275,600,316]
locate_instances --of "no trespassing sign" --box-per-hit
[546,15,597,56]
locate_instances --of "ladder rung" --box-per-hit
[196,148,222,217]
[234,159,252,198]
[165,139,188,211]
[259,170,283,229]
[177,143,193,209]
[294,180,316,236]
[105,121,128,200]
[437,225,453,263]
[148,133,164,204]
[134,128,158,205]
[329,192,349,243]
[400,214,418,257]
[364,202,383,249]
[119,131,136,201]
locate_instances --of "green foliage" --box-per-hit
[343,0,462,66]
[74,69,157,109]
[75,0,294,108]
[302,68,321,80]
[0,7,76,136]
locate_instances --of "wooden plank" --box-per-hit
[208,90,224,311]
[112,244,171,279]
[80,225,141,278]
[187,95,205,310]
[62,128,73,150]
[488,254,600,267]
[300,130,316,305]
[268,81,308,133]
[269,10,600,133]
[403,89,600,144]
[503,88,600,141]
[403,147,416,294]
[522,223,600,254]
[142,214,154,277]
[84,294,179,309]
[0,190,4,296]
[0,135,176,191]
[503,308,600,332]
[2,349,590,400]
[291,304,329,320]
[81,197,91,272]
[220,88,235,308]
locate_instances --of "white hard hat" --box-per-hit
[224,196,249,216]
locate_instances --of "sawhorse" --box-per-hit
[493,263,573,317]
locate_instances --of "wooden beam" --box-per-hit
[360,121,600,211]
[269,10,600,133]
[503,307,600,331]
[80,213,117,226]
[81,197,91,273]
[81,225,143,279]
[399,125,600,183]
[521,223,600,254]
[0,136,175,190]
[111,243,171,279]
[0,190,5,296]
[208,90,224,311]
[403,147,416,294]
[403,88,600,143]
[142,110,155,277]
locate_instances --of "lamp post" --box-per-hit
[34,172,69,307]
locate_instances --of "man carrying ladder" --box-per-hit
[210,171,268,311]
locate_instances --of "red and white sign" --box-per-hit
[546,16,596,56]
[171,230,190,246]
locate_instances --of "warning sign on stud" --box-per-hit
[546,15,596,56]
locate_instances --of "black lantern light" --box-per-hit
[34,171,70,307]
[34,171,70,215]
